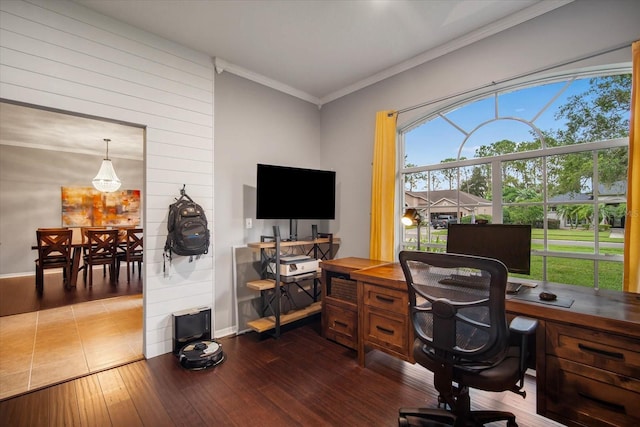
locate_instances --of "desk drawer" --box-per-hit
[546,356,640,426]
[325,303,357,349]
[546,322,640,378]
[363,307,408,355]
[363,283,407,313]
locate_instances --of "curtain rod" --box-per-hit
[391,40,634,117]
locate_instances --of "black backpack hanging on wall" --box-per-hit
[164,186,210,263]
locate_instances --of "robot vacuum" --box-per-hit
[178,340,225,370]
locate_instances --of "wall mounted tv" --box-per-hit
[446,223,532,275]
[256,163,336,221]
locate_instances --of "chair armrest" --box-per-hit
[509,316,538,395]
[509,316,538,335]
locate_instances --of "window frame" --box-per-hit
[397,68,630,290]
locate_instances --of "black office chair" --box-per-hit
[398,251,538,427]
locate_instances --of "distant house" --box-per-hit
[547,181,627,228]
[405,190,492,222]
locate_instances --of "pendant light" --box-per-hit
[92,138,121,192]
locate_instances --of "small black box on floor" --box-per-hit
[172,306,212,354]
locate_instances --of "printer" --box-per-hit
[269,255,319,277]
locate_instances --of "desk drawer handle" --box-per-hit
[334,320,348,328]
[376,325,395,335]
[375,295,395,304]
[578,392,626,414]
[578,343,624,360]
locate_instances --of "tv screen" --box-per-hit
[446,223,532,275]
[256,163,336,220]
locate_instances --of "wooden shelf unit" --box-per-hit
[246,228,336,337]
[246,301,322,333]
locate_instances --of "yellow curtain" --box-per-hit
[370,111,398,262]
[624,41,640,292]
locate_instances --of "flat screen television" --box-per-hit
[446,223,532,275]
[256,163,336,220]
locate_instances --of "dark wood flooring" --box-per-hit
[0,267,142,317]
[0,320,561,427]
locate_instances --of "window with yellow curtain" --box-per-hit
[398,69,632,292]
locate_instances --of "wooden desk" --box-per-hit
[319,257,390,349]
[329,259,640,427]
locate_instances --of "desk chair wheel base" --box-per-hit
[399,406,518,426]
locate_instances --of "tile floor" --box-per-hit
[0,294,142,400]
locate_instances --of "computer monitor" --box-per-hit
[446,223,532,275]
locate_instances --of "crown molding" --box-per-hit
[214,0,573,107]
[213,57,321,106]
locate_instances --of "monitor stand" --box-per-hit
[288,218,298,241]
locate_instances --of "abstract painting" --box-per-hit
[61,187,141,227]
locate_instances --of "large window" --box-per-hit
[399,70,631,291]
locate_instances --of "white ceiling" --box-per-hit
[73,0,571,104]
[1,0,572,157]
[0,102,144,160]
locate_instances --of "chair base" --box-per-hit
[399,408,517,427]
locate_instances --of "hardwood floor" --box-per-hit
[0,320,564,427]
[0,267,142,317]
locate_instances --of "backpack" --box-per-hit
[164,189,210,262]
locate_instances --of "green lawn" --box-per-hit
[415,227,625,291]
[531,228,624,243]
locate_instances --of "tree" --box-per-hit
[404,158,427,190]
[552,75,631,194]
[461,167,488,198]
[439,158,459,190]
[503,187,543,225]
[475,139,517,184]
[555,204,583,229]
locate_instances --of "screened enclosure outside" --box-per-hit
[399,70,631,290]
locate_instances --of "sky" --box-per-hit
[404,77,592,167]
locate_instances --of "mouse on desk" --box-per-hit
[539,291,557,301]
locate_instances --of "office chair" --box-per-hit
[398,251,538,427]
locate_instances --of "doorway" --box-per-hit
[0,101,145,399]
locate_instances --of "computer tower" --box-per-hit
[172,306,211,354]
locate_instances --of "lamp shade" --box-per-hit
[402,208,421,226]
[92,138,121,192]
[92,159,121,192]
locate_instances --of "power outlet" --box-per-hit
[245,218,252,229]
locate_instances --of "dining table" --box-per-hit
[32,227,128,289]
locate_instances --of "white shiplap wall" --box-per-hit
[0,0,215,358]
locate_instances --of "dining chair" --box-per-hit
[35,228,72,292]
[117,227,143,283]
[83,229,119,286]
[80,227,108,277]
